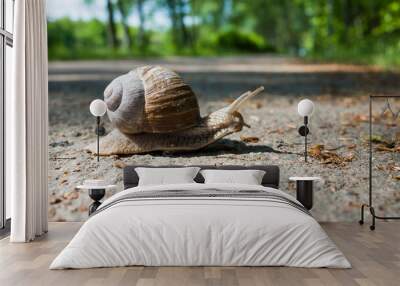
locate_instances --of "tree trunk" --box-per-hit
[327,0,334,36]
[166,0,180,49]
[188,0,199,51]
[106,0,119,49]
[212,0,225,29]
[116,0,132,49]
[343,0,353,28]
[137,0,145,48]
[177,0,190,47]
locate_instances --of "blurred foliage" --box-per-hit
[48,0,400,68]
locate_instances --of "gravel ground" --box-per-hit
[48,56,400,222]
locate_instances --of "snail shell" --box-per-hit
[104,66,201,134]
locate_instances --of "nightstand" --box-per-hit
[77,184,117,215]
[289,177,321,210]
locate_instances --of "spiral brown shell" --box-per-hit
[104,65,201,134]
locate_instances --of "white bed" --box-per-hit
[50,183,350,269]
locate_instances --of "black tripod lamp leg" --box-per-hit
[359,204,366,225]
[369,206,376,231]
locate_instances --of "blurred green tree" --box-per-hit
[84,0,119,49]
[46,0,400,67]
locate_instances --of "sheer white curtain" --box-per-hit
[7,0,48,242]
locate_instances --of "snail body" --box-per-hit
[87,66,263,155]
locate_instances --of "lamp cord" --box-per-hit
[97,116,100,162]
[304,116,308,162]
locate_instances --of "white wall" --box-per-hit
[5,45,12,219]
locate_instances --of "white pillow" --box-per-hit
[135,167,200,186]
[200,169,266,185]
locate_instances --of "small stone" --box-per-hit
[114,160,127,169]
[64,200,72,206]
[48,207,56,218]
[64,191,79,200]
[79,204,88,212]
[49,196,62,204]
[240,135,260,143]
[49,140,73,148]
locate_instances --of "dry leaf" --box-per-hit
[347,144,356,150]
[309,144,324,157]
[375,144,400,153]
[352,114,368,123]
[376,165,385,171]
[377,164,400,172]
[347,201,362,208]
[240,135,259,143]
[308,144,354,166]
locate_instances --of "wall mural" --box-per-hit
[46,1,400,222]
[48,58,400,222]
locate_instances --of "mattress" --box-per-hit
[50,183,351,269]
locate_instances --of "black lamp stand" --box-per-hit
[96,116,100,162]
[88,188,106,215]
[94,116,107,161]
[359,95,400,230]
[94,116,106,161]
[298,116,310,162]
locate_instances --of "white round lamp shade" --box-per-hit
[297,99,314,117]
[90,99,107,117]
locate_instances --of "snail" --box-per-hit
[86,66,264,155]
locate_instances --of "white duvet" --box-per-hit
[50,183,350,269]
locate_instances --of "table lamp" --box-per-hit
[297,99,315,162]
[89,99,107,161]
